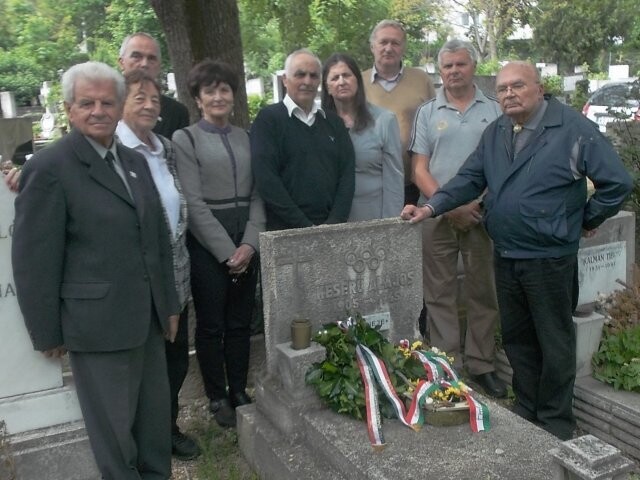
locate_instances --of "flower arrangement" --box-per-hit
[306,314,489,449]
[305,315,425,420]
[398,340,470,409]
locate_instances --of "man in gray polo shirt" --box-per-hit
[408,39,505,397]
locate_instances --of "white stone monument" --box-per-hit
[0,181,82,435]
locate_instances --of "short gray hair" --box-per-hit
[369,19,406,46]
[284,48,322,77]
[119,32,161,60]
[438,39,479,66]
[62,62,125,104]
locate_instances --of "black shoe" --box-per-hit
[209,398,236,427]
[171,431,201,460]
[469,371,507,398]
[230,391,252,408]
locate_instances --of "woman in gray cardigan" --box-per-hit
[173,60,265,428]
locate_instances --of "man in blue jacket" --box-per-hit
[401,61,632,440]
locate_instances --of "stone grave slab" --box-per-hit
[259,218,422,373]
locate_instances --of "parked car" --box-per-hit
[582,82,639,132]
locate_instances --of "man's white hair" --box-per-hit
[284,48,322,77]
[62,62,125,104]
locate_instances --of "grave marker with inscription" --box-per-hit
[259,218,422,373]
[577,211,635,306]
[0,181,82,434]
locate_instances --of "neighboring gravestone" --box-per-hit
[259,218,422,373]
[577,211,635,306]
[0,181,82,427]
[0,92,17,119]
[0,181,95,480]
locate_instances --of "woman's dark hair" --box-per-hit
[321,53,373,132]
[187,59,239,99]
[123,69,161,97]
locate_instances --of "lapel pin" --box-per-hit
[129,171,137,179]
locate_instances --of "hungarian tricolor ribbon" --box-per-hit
[439,379,491,432]
[355,343,437,450]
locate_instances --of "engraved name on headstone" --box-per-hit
[577,241,626,305]
[259,218,422,373]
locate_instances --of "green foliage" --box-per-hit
[0,51,44,104]
[530,0,637,73]
[92,0,165,68]
[542,75,563,97]
[0,0,164,105]
[189,413,258,480]
[606,82,640,215]
[592,325,640,392]
[588,72,609,81]
[476,59,501,75]
[571,78,590,111]
[305,315,426,420]
[247,94,268,123]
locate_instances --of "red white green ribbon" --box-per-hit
[355,344,437,449]
[439,379,491,432]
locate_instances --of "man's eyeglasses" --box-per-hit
[496,82,529,97]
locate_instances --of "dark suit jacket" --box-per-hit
[152,95,190,139]
[12,128,179,352]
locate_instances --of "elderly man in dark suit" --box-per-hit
[12,61,179,479]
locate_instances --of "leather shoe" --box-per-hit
[469,371,507,398]
[171,431,201,460]
[230,391,252,408]
[209,398,236,427]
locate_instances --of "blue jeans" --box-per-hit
[494,254,577,440]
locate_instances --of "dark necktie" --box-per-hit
[105,151,116,171]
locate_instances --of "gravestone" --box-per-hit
[0,181,95,479]
[0,92,16,119]
[238,218,583,479]
[259,218,422,373]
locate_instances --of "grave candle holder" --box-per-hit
[290,318,312,350]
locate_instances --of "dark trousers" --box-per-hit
[69,317,171,480]
[166,306,189,432]
[188,234,256,400]
[494,254,577,440]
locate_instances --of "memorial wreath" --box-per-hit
[305,314,490,449]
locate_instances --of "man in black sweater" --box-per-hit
[250,48,355,231]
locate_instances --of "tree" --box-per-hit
[92,0,165,67]
[389,0,448,64]
[530,0,636,73]
[451,0,531,61]
[0,0,94,104]
[149,0,248,127]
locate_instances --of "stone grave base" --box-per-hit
[237,342,565,480]
[494,316,640,464]
[1,421,99,480]
[574,376,640,463]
